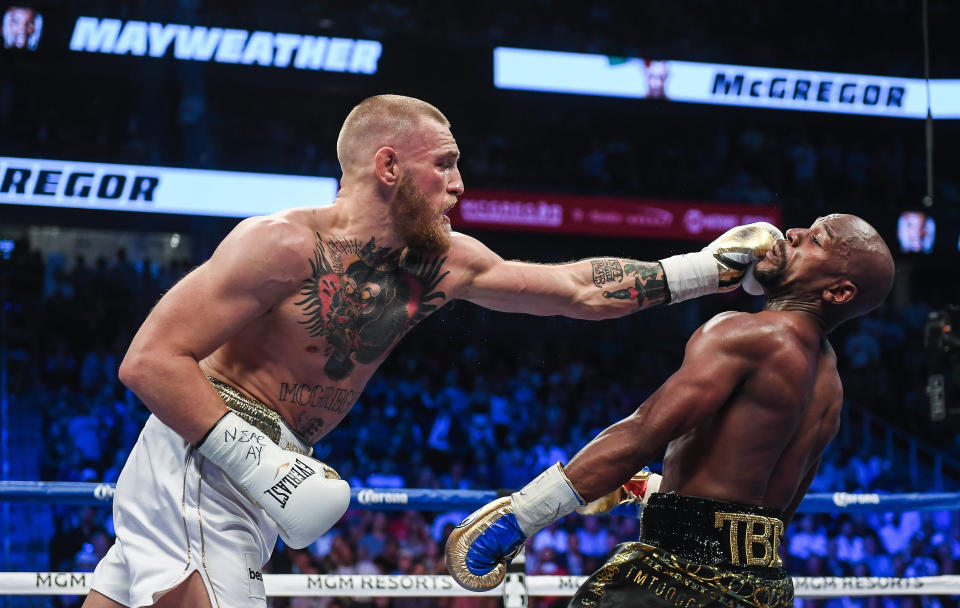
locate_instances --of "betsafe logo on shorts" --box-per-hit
[244,552,267,600]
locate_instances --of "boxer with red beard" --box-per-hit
[86,94,779,608]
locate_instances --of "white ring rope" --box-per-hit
[3,572,960,597]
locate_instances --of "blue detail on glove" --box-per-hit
[464,513,526,576]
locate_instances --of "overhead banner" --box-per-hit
[494,47,960,119]
[67,16,383,74]
[447,189,780,241]
[0,157,338,217]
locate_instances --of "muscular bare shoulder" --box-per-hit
[216,212,319,283]
[447,231,501,268]
[689,311,821,383]
[442,231,504,294]
[692,311,795,358]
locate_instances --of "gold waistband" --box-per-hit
[207,376,311,456]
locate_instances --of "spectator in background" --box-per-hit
[843,318,881,370]
[575,515,613,562]
[565,533,585,576]
[358,513,389,560]
[861,534,895,577]
[529,547,569,608]
[789,515,829,561]
[835,519,866,564]
[532,521,568,558]
[879,512,923,556]
[904,537,939,578]
[50,506,106,571]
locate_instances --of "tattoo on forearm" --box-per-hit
[278,382,358,413]
[601,260,669,308]
[591,259,624,288]
[623,261,653,277]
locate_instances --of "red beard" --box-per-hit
[391,171,452,254]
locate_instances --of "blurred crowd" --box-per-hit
[2,239,958,607]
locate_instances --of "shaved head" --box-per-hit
[821,214,895,322]
[336,95,449,175]
[757,213,895,331]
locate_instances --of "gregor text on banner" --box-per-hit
[0,157,339,218]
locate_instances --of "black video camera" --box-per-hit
[924,305,960,423]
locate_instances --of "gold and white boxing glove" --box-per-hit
[659,222,783,303]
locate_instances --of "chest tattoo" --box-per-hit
[295,235,449,380]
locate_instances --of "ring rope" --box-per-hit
[1,481,959,513]
[0,481,499,510]
[2,573,959,597]
[4,483,959,599]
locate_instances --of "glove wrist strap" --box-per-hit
[196,411,272,487]
[658,252,719,304]
[194,412,230,449]
[510,462,585,536]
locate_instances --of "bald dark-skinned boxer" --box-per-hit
[447,213,895,608]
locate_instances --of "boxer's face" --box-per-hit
[4,7,36,48]
[391,118,462,253]
[753,215,851,291]
[646,61,668,97]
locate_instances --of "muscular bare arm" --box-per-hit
[118,217,314,443]
[563,313,770,500]
[451,233,670,319]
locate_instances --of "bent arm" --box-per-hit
[118,218,313,443]
[453,233,669,319]
[563,313,764,500]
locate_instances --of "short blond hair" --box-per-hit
[336,95,449,173]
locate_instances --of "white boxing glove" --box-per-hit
[741,262,766,296]
[197,412,351,549]
[658,222,783,303]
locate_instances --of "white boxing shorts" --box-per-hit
[91,379,313,607]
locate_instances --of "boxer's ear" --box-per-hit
[374,147,399,186]
[822,281,857,305]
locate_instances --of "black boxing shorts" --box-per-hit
[568,493,794,608]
